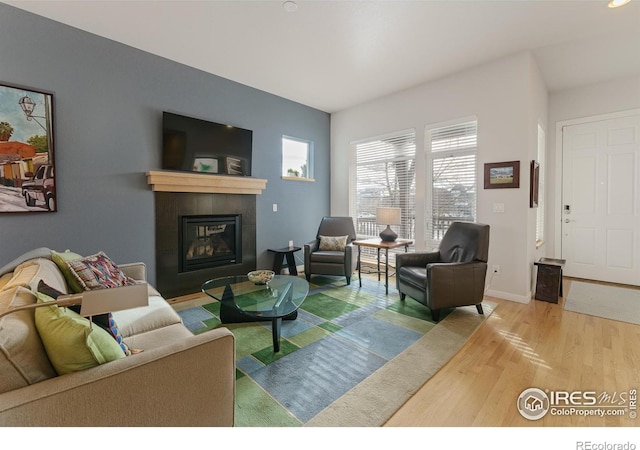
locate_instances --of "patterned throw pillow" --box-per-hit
[318,235,349,252]
[66,252,136,291]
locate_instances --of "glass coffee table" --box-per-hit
[201,275,309,352]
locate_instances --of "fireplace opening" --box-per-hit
[179,214,242,273]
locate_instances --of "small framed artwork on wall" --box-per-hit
[484,160,520,189]
[0,82,56,213]
[530,160,540,208]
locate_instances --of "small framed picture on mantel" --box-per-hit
[484,160,520,189]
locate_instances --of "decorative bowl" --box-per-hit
[247,270,275,285]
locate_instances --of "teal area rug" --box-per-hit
[174,275,494,426]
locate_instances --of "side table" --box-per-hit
[352,238,413,295]
[534,257,566,303]
[268,246,302,276]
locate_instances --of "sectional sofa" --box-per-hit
[0,248,235,426]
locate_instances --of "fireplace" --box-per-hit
[179,215,241,273]
[154,191,257,299]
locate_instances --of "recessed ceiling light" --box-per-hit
[283,1,298,13]
[608,0,631,8]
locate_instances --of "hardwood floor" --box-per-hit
[384,278,640,427]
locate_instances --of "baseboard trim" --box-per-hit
[485,289,531,304]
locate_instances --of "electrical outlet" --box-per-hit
[492,265,501,274]
[288,240,294,248]
[272,203,278,212]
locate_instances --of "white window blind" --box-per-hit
[426,120,477,249]
[352,131,416,244]
[536,124,546,244]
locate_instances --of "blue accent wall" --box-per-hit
[0,4,330,287]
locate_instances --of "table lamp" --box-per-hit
[0,283,148,320]
[376,207,401,242]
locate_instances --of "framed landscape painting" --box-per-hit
[0,83,56,213]
[484,160,520,189]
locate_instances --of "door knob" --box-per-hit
[564,219,574,223]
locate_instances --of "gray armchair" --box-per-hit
[396,221,490,321]
[304,216,359,285]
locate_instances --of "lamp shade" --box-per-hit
[376,207,401,225]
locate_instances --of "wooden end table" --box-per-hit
[353,238,414,295]
[534,257,566,303]
[268,246,301,275]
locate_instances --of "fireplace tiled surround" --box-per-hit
[149,171,267,299]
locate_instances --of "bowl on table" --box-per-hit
[247,270,275,285]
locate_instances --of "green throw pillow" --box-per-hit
[37,280,133,356]
[34,292,126,375]
[51,249,84,293]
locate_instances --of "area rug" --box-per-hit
[564,280,640,326]
[174,275,495,427]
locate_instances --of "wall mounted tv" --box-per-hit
[162,112,252,176]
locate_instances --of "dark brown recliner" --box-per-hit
[396,221,490,321]
[304,216,358,285]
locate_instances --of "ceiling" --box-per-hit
[5,0,640,113]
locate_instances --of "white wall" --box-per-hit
[528,55,550,294]
[331,51,548,302]
[547,74,640,259]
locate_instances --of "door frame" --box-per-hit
[554,108,640,262]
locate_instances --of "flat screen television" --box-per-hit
[162,112,252,176]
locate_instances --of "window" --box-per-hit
[282,136,313,180]
[351,130,416,245]
[536,124,545,245]
[425,119,478,250]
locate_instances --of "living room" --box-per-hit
[0,0,639,444]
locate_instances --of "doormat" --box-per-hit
[564,280,640,326]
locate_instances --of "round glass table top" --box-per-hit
[201,274,309,320]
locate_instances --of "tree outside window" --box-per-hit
[282,136,312,179]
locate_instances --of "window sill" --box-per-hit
[282,176,315,182]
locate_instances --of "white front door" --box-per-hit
[561,113,640,286]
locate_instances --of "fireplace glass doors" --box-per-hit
[179,215,241,272]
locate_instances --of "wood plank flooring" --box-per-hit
[384,278,640,427]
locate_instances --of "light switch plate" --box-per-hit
[493,203,505,213]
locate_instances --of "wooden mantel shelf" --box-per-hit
[147,170,267,195]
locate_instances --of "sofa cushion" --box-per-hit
[34,292,126,375]
[0,286,57,394]
[0,272,12,291]
[318,235,348,252]
[66,252,136,291]
[112,296,182,338]
[122,322,193,351]
[3,259,68,294]
[51,249,84,293]
[0,247,53,277]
